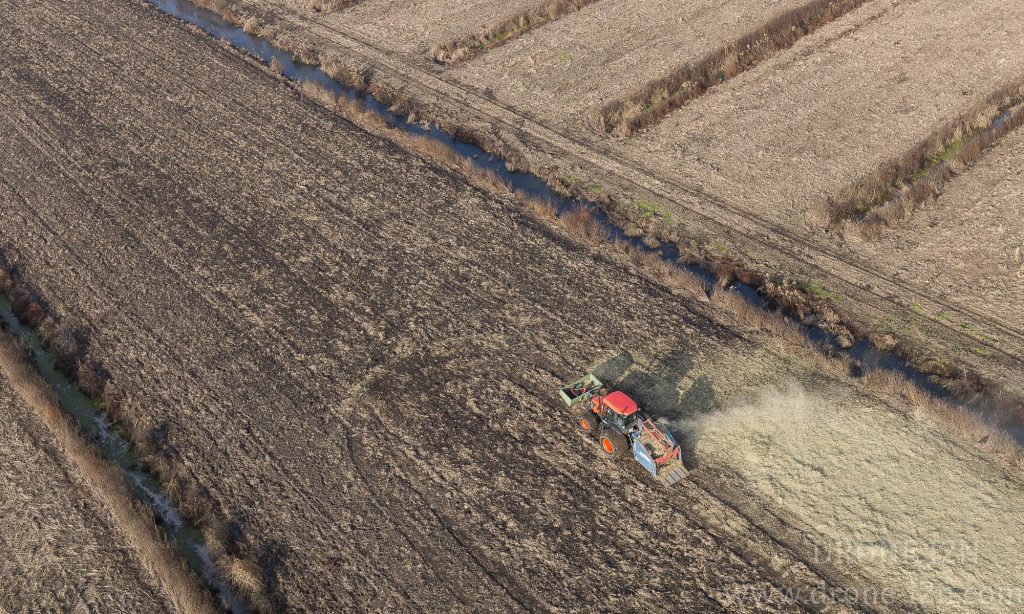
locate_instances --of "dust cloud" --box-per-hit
[691,382,1024,614]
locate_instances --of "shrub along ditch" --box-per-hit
[593,0,870,136]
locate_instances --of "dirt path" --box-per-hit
[224,0,1024,396]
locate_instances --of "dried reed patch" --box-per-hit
[227,556,270,610]
[711,288,805,349]
[828,85,1024,231]
[515,194,558,221]
[560,206,610,244]
[430,0,599,64]
[0,333,216,613]
[595,0,869,136]
[625,246,709,301]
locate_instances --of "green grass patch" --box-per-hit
[803,281,836,301]
[634,198,672,220]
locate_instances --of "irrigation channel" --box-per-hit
[148,0,981,407]
[0,294,244,613]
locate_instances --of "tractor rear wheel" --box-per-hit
[598,429,628,460]
[576,406,599,437]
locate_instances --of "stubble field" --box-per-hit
[3,0,1024,611]
[212,0,1024,401]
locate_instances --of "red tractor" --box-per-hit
[560,373,688,486]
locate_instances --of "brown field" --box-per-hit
[0,361,171,612]
[4,0,1024,611]
[446,0,832,132]
[850,123,1024,357]
[208,0,1024,402]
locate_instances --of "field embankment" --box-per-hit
[443,0,814,132]
[306,0,361,12]
[430,0,599,64]
[845,120,1024,370]
[0,332,208,613]
[594,0,870,136]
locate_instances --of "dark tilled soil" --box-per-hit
[0,0,921,611]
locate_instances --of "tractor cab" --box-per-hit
[597,391,640,433]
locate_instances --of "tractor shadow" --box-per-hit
[592,350,719,469]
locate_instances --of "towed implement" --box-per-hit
[559,373,688,486]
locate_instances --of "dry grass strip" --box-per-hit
[305,0,362,13]
[430,0,599,64]
[0,269,274,612]
[828,83,1024,235]
[0,332,216,614]
[594,0,869,136]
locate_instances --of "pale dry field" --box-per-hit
[446,0,810,131]
[698,382,1024,613]
[850,127,1024,347]
[0,372,170,612]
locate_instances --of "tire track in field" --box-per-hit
[350,344,837,613]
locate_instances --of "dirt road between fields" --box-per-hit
[4,0,1024,611]
[218,0,1024,401]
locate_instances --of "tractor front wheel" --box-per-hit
[597,429,628,460]
[576,407,599,437]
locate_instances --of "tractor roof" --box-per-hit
[604,391,638,416]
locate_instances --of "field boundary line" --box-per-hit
[0,332,217,614]
[253,6,1024,372]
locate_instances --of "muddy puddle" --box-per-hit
[0,293,244,613]
[146,0,994,432]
